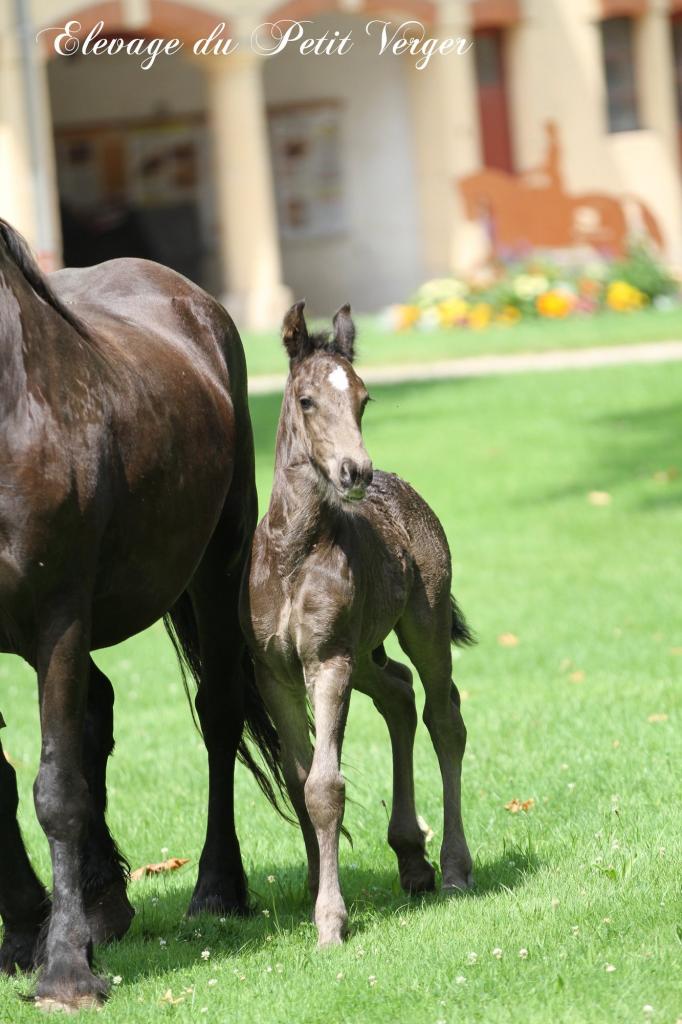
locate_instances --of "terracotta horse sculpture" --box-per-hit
[240,302,474,947]
[0,220,283,1009]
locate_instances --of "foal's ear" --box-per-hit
[282,300,312,362]
[332,303,356,362]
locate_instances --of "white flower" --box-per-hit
[159,938,167,947]
[267,875,276,884]
[112,975,122,985]
[466,951,477,964]
[519,948,528,959]
[455,974,466,984]
[207,979,217,987]
[201,949,210,960]
[514,274,549,300]
[262,909,270,917]
[368,975,377,987]
[336,972,344,981]
[604,963,616,972]
[492,948,503,959]
[643,1007,654,1015]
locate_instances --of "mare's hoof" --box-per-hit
[401,859,437,895]
[35,964,109,1012]
[442,871,475,895]
[0,927,44,976]
[187,892,250,918]
[86,880,135,945]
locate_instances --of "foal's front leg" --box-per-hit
[303,656,353,947]
[33,603,108,1010]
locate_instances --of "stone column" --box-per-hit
[407,0,483,276]
[0,1,61,268]
[205,51,292,330]
[636,0,679,169]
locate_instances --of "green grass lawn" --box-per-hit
[241,307,682,377]
[1,361,681,1022]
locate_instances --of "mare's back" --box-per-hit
[50,257,240,382]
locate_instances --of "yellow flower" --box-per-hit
[536,290,572,319]
[438,298,469,326]
[393,304,422,330]
[468,302,493,330]
[496,305,522,326]
[606,280,646,312]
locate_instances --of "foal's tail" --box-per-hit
[163,594,291,819]
[450,594,476,648]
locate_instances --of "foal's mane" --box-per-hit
[0,219,91,341]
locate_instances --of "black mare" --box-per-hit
[0,220,282,1009]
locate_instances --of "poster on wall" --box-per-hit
[268,101,346,240]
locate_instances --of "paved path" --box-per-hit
[247,339,682,395]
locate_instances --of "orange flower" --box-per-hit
[536,290,573,318]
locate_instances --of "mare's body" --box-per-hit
[0,221,278,1009]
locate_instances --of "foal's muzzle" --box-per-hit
[339,457,373,501]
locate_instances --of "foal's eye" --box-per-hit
[299,397,314,412]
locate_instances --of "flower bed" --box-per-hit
[384,245,680,331]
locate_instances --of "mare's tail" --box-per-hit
[164,593,291,819]
[450,594,476,648]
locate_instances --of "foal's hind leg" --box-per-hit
[0,726,49,974]
[353,652,435,894]
[396,606,473,892]
[80,661,134,945]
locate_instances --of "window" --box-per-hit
[474,28,514,173]
[601,17,640,132]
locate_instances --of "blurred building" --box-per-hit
[1,0,682,326]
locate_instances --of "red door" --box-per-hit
[672,13,682,167]
[474,28,515,173]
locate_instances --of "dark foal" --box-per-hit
[240,302,474,948]
[0,220,282,1009]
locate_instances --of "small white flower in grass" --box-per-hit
[207,979,217,987]
[275,964,283,973]
[466,952,477,964]
[159,938,167,947]
[112,976,122,985]
[519,949,528,959]
[571,925,579,935]
[201,949,211,961]
[567,782,576,791]
[368,975,377,987]
[267,875,276,884]
[455,974,466,984]
[194,929,202,938]
[551,898,560,909]
[266,965,273,973]
[262,909,270,917]
[643,1007,654,1016]
[219,917,226,924]
[492,948,503,959]
[336,972,344,981]
[200,1009,208,1015]
[604,963,616,973]
[161,847,168,856]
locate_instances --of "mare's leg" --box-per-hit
[303,657,353,947]
[80,660,134,944]
[353,652,435,893]
[0,724,49,974]
[396,604,473,893]
[253,664,319,899]
[33,601,109,1008]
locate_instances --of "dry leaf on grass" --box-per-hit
[160,989,185,1005]
[588,491,612,507]
[569,670,585,684]
[647,713,669,724]
[498,633,519,647]
[652,468,679,482]
[505,798,535,814]
[670,647,682,656]
[130,857,189,882]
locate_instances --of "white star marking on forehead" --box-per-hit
[328,366,349,391]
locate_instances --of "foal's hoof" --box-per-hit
[0,928,43,976]
[35,964,109,1012]
[86,880,135,946]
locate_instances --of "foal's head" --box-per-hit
[281,301,373,504]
